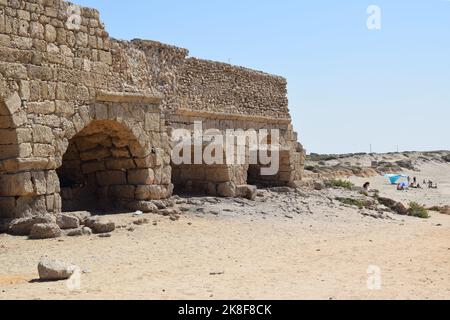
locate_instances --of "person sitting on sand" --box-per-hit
[397,181,409,191]
[397,182,408,191]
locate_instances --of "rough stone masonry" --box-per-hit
[0,0,304,226]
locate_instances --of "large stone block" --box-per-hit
[205,167,232,183]
[28,101,55,115]
[0,172,34,197]
[3,92,21,115]
[96,171,127,186]
[105,159,136,170]
[109,185,136,199]
[127,168,155,185]
[217,182,236,198]
[135,185,166,200]
[32,125,54,143]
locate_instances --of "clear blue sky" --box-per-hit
[75,0,450,154]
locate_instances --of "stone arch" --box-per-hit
[57,118,156,212]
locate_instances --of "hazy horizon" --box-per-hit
[75,0,450,154]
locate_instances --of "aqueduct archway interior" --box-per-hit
[57,120,154,212]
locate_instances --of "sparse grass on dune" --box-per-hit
[326,179,354,190]
[408,202,430,219]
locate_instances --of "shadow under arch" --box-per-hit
[57,119,153,213]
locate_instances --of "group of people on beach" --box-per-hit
[397,176,438,191]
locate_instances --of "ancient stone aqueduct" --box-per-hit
[0,0,304,227]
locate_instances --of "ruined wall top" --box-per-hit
[0,0,291,119]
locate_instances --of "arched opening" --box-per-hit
[57,120,152,213]
[247,149,294,187]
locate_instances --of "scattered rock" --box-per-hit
[187,199,203,206]
[8,215,56,236]
[85,217,115,234]
[217,182,236,198]
[66,227,92,237]
[314,181,325,191]
[237,185,257,201]
[127,201,158,213]
[63,211,91,224]
[270,187,294,193]
[210,270,225,276]
[176,198,187,205]
[56,214,80,230]
[153,200,168,210]
[133,218,149,226]
[160,208,181,216]
[83,217,98,229]
[38,258,75,281]
[29,223,62,240]
[92,221,115,234]
[98,233,112,238]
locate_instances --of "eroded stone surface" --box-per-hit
[0,0,304,225]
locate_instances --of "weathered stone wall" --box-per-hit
[0,0,172,220]
[179,58,290,118]
[0,0,304,224]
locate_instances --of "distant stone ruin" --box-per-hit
[0,0,304,223]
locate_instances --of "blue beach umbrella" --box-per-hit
[384,174,408,185]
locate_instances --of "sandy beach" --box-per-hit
[1,162,449,300]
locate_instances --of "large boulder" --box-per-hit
[66,227,92,237]
[127,201,158,213]
[236,185,257,201]
[63,211,91,224]
[29,223,62,240]
[217,182,236,198]
[38,258,76,281]
[56,214,80,230]
[84,217,115,234]
[8,215,56,236]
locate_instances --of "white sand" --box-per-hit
[1,173,449,300]
[350,162,450,207]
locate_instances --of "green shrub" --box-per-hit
[336,197,366,209]
[326,179,354,190]
[408,202,430,219]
